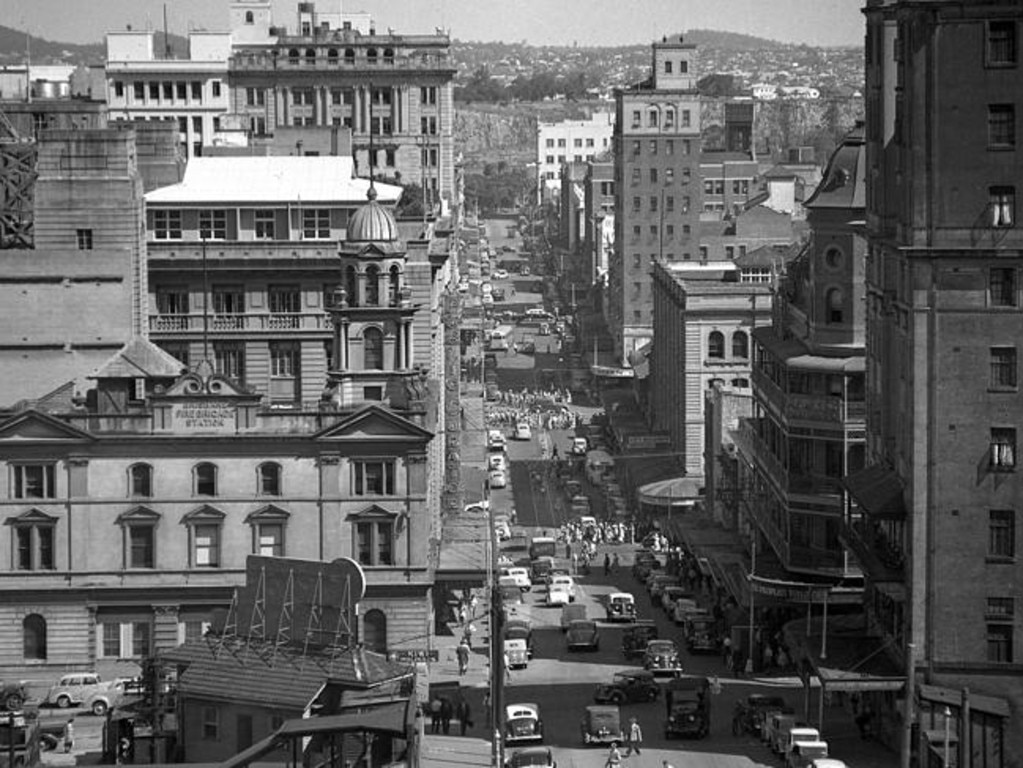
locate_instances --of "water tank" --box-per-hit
[33,80,58,99]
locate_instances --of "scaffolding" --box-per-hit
[0,106,36,249]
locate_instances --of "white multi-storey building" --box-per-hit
[536,111,614,203]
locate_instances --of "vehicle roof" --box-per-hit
[551,574,574,582]
[809,760,847,768]
[507,566,528,574]
[614,669,654,679]
[794,741,829,749]
[568,619,596,628]
[609,592,634,600]
[530,536,556,543]
[506,703,539,716]
[585,704,620,714]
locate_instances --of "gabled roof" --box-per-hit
[735,242,801,269]
[144,156,402,206]
[90,337,186,380]
[316,404,433,442]
[0,409,95,444]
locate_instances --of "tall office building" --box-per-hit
[609,36,703,365]
[848,1,1021,762]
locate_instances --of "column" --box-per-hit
[401,86,411,133]
[281,86,290,127]
[404,320,413,369]
[320,86,329,126]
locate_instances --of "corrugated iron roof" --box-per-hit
[90,337,186,380]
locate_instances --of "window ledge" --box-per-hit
[985,556,1016,565]
[987,386,1019,393]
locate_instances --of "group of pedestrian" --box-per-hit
[603,717,644,767]
[428,697,474,736]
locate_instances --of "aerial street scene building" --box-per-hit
[0,2,1019,768]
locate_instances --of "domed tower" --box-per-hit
[327,184,419,409]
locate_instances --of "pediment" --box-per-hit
[316,404,433,442]
[4,508,59,526]
[181,504,226,523]
[0,410,95,444]
[116,506,161,524]
[346,504,398,521]
[161,370,258,400]
[245,504,290,523]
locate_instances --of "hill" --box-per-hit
[0,25,189,66]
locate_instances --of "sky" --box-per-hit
[8,0,865,48]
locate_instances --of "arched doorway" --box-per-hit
[363,609,387,654]
[23,613,47,660]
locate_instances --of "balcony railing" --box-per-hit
[839,517,906,582]
[150,313,333,334]
[753,367,866,426]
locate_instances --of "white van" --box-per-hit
[489,325,514,351]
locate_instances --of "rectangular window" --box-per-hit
[649,168,658,183]
[632,196,641,212]
[990,267,1017,306]
[557,138,566,148]
[665,60,673,74]
[133,82,145,100]
[680,60,688,73]
[352,460,396,496]
[681,110,691,127]
[632,110,641,127]
[246,87,265,107]
[586,138,594,147]
[254,209,275,239]
[356,520,393,566]
[198,210,227,240]
[650,196,658,212]
[989,104,1016,147]
[212,80,221,97]
[302,209,330,239]
[193,524,220,567]
[103,623,121,658]
[666,140,674,155]
[201,707,219,740]
[991,347,1017,388]
[76,229,93,250]
[631,168,641,184]
[991,186,1015,227]
[256,523,284,556]
[665,168,674,184]
[649,140,657,155]
[573,138,582,148]
[991,427,1017,470]
[420,86,437,105]
[213,343,244,381]
[666,224,674,238]
[153,210,182,240]
[156,287,189,316]
[632,225,641,238]
[986,624,1013,663]
[12,464,56,499]
[545,138,554,148]
[268,285,300,315]
[191,81,202,100]
[129,526,155,568]
[14,525,54,570]
[665,195,674,212]
[990,509,1015,558]
[269,342,299,377]
[132,621,152,657]
[149,82,159,100]
[163,82,173,100]
[114,81,124,98]
[546,155,554,164]
[682,140,691,155]
[987,20,1017,66]
[176,81,187,100]
[631,140,641,156]
[648,110,658,127]
[212,285,244,316]
[987,597,1015,618]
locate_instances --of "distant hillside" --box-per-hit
[681,29,789,51]
[0,25,189,66]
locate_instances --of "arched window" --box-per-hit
[345,265,358,307]
[363,609,387,653]
[365,265,380,306]
[287,48,300,65]
[129,463,153,497]
[23,614,47,661]
[826,288,844,324]
[304,48,316,65]
[258,463,281,496]
[244,10,254,23]
[388,265,401,306]
[382,48,394,62]
[327,48,338,64]
[194,463,217,497]
[708,331,725,359]
[364,328,384,370]
[732,331,749,359]
[344,48,356,63]
[367,48,378,62]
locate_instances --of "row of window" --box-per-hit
[630,167,693,186]
[544,136,607,149]
[630,138,693,156]
[112,80,221,103]
[631,195,691,214]
[277,46,399,64]
[546,153,597,165]
[708,330,749,360]
[10,510,396,571]
[704,179,751,197]
[630,106,692,129]
[629,223,693,241]
[7,459,398,500]
[153,208,332,240]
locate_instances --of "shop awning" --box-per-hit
[843,464,906,519]
[816,666,905,692]
[638,476,703,507]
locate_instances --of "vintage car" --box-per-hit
[548,575,577,602]
[546,584,571,606]
[530,557,555,582]
[663,677,710,739]
[631,551,662,581]
[0,680,29,711]
[787,741,830,768]
[731,694,791,739]
[671,598,701,625]
[683,612,720,653]
[488,429,507,450]
[504,619,535,659]
[44,673,125,716]
[500,583,524,609]
[643,639,684,677]
[648,575,681,599]
[660,586,696,613]
[504,746,557,768]
[560,603,587,630]
[580,705,623,746]
[621,621,659,658]
[505,703,544,744]
[605,592,636,622]
[593,670,660,705]
[544,567,571,587]
[502,567,532,591]
[565,620,600,651]
[505,638,529,670]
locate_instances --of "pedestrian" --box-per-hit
[469,593,479,618]
[440,697,453,735]
[625,716,643,755]
[603,553,611,575]
[503,651,512,680]
[429,697,442,733]
[612,553,620,572]
[709,674,722,695]
[483,690,491,724]
[457,698,473,736]
[721,635,732,667]
[456,639,471,676]
[604,742,622,768]
[458,603,467,626]
[565,541,572,560]
[571,552,579,574]
[62,716,75,753]
[463,622,476,648]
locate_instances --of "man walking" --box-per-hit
[456,639,471,676]
[457,698,473,736]
[604,742,622,768]
[625,716,643,755]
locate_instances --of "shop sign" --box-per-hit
[171,400,236,433]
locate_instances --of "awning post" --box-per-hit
[821,591,828,660]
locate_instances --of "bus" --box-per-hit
[488,325,515,351]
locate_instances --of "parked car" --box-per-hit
[504,746,556,768]
[671,598,701,625]
[683,612,720,653]
[643,639,683,677]
[560,603,587,631]
[504,619,535,659]
[787,740,830,768]
[778,727,821,758]
[489,469,508,489]
[0,680,29,711]
[621,621,659,658]
[593,670,660,705]
[548,575,577,602]
[488,453,508,471]
[502,567,532,591]
[494,519,512,541]
[505,638,529,670]
[649,576,680,599]
[488,429,508,450]
[44,673,123,716]
[505,703,544,744]
[514,422,533,440]
[580,705,623,746]
[660,586,695,613]
[605,592,637,622]
[565,620,600,651]
[493,269,510,280]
